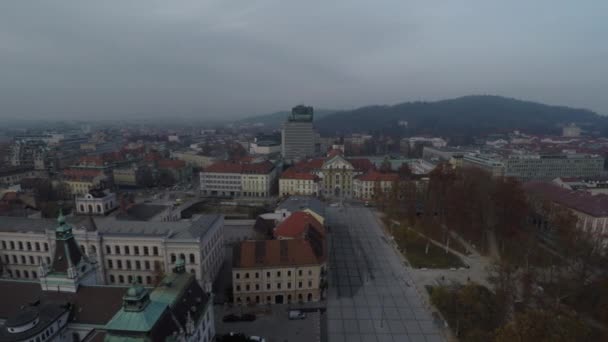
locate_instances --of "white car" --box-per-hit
[249,336,266,342]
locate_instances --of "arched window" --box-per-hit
[118,275,124,283]
[189,253,195,264]
[88,204,93,213]
[171,254,176,263]
[97,204,102,213]
[80,204,84,212]
[179,253,185,262]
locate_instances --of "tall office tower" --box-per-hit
[281,105,315,164]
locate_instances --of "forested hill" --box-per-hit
[314,95,607,138]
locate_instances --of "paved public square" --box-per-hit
[326,205,445,342]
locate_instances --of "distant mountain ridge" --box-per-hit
[314,95,607,138]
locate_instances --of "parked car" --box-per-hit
[222,313,256,322]
[249,336,266,342]
[222,314,240,322]
[288,310,306,320]
[240,313,257,321]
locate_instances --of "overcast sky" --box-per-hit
[0,1,607,120]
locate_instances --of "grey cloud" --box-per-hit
[0,0,606,120]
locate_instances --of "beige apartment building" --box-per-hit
[232,239,326,304]
[353,170,399,200]
[232,208,327,305]
[0,214,224,287]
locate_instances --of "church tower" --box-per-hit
[39,211,98,292]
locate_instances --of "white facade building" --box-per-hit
[0,214,224,288]
[200,161,277,198]
[75,190,117,215]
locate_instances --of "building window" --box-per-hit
[179,253,185,262]
[32,271,37,279]
[44,243,48,251]
[110,275,115,283]
[153,247,159,255]
[134,246,139,255]
[266,271,270,278]
[119,275,124,283]
[145,261,150,270]
[246,284,250,291]
[0,241,5,249]
[266,284,270,290]
[117,260,122,269]
[29,256,34,264]
[128,275,133,283]
[298,281,302,288]
[108,260,113,269]
[189,253,195,264]
[114,246,120,254]
[126,260,132,270]
[9,241,14,249]
[308,280,312,287]
[18,241,23,250]
[287,270,291,276]
[236,285,241,291]
[236,273,240,279]
[277,283,281,289]
[143,246,149,255]
[15,270,21,277]
[124,246,130,255]
[255,284,260,290]
[298,270,303,276]
[276,271,281,277]
[245,272,249,279]
[171,254,176,263]
[255,272,259,279]
[146,276,152,284]
[135,260,141,270]
[106,245,111,254]
[137,276,142,284]
[287,282,291,289]
[24,270,29,278]
[26,242,31,250]
[20,255,26,264]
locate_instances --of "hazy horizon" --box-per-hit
[1,1,607,120]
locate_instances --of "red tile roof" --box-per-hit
[158,159,187,169]
[242,160,275,174]
[280,168,319,181]
[63,169,104,181]
[233,239,325,268]
[293,158,325,171]
[356,170,399,182]
[347,158,376,172]
[204,161,243,173]
[327,149,343,158]
[274,211,324,239]
[524,181,608,217]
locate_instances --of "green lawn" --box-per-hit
[394,229,465,269]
